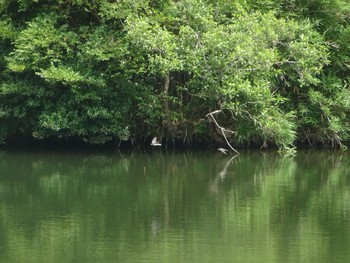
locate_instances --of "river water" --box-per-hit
[0,149,349,262]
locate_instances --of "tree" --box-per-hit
[1,0,350,149]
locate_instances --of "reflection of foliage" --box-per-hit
[0,151,350,262]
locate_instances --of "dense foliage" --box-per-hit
[1,0,350,150]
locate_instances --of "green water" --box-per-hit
[0,150,349,263]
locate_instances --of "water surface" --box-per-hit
[0,150,349,262]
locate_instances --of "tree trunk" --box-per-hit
[163,72,175,144]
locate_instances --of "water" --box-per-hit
[0,150,349,263]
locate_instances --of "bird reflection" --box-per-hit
[151,217,161,236]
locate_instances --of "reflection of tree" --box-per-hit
[209,155,237,194]
[0,150,349,262]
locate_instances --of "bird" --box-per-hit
[151,137,162,146]
[217,148,229,155]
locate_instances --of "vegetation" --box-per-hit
[1,0,350,150]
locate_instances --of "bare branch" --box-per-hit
[206,110,239,154]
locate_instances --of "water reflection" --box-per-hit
[209,155,237,194]
[0,150,349,262]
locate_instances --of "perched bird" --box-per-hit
[151,137,162,146]
[217,148,229,155]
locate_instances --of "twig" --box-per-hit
[205,110,239,154]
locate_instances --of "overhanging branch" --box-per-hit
[205,110,239,154]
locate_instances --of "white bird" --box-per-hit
[217,148,229,155]
[151,137,162,146]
